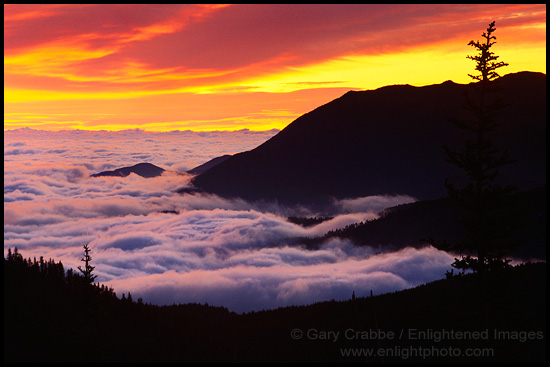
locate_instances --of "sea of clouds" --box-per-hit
[4,128,454,313]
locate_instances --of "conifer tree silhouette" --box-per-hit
[77,244,98,283]
[430,21,519,275]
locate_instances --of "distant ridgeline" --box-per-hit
[191,72,546,205]
[91,163,165,178]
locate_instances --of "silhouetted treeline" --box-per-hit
[288,216,333,227]
[4,248,235,363]
[4,248,546,362]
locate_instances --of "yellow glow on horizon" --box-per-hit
[4,119,287,132]
[3,107,296,132]
[70,120,287,132]
[238,51,470,94]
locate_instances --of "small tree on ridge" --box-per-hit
[77,244,97,283]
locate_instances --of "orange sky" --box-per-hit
[4,4,546,131]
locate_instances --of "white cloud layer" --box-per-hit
[4,129,452,313]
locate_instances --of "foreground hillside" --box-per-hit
[192,72,546,205]
[4,249,545,363]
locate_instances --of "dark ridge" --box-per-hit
[287,216,334,227]
[307,186,545,261]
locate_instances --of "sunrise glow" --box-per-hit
[4,4,546,131]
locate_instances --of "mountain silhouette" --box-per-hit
[91,163,165,178]
[192,72,546,205]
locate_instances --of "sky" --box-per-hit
[4,4,546,131]
[3,128,464,313]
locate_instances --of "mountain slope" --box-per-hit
[192,72,546,205]
[187,154,232,175]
